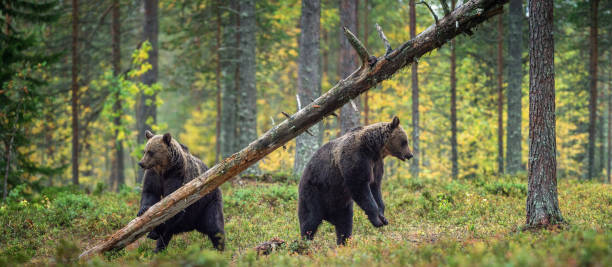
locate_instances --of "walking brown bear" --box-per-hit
[298,116,412,245]
[137,130,225,252]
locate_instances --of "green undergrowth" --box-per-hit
[0,174,610,266]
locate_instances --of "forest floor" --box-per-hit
[1,173,610,266]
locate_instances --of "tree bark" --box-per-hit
[339,0,360,134]
[221,0,238,159]
[136,0,159,184]
[410,0,419,178]
[236,0,260,175]
[363,0,369,125]
[110,0,124,191]
[525,0,563,228]
[587,0,599,180]
[450,0,458,179]
[294,0,322,177]
[609,48,612,183]
[72,0,79,186]
[216,0,222,163]
[506,0,523,174]
[497,14,503,174]
[78,0,508,257]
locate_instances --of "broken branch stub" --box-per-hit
[78,0,509,259]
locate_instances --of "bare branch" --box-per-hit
[417,1,439,25]
[342,27,370,66]
[375,23,392,57]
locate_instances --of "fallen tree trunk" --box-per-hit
[79,0,507,259]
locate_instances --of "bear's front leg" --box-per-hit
[370,182,388,225]
[138,170,162,217]
[344,161,385,227]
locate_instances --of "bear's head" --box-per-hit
[138,130,182,175]
[382,116,413,161]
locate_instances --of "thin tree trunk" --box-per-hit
[497,14,504,174]
[525,0,563,228]
[136,0,159,184]
[608,47,612,183]
[294,0,322,177]
[587,0,599,179]
[410,0,419,178]
[339,0,360,134]
[450,0,458,179]
[78,0,508,256]
[216,0,222,163]
[236,0,259,175]
[3,135,14,202]
[72,0,79,186]
[110,0,124,191]
[363,0,369,125]
[506,0,523,174]
[220,0,238,159]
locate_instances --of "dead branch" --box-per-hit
[418,1,439,25]
[375,23,392,57]
[78,0,508,259]
[342,27,370,66]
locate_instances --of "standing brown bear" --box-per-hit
[298,116,412,245]
[137,130,225,252]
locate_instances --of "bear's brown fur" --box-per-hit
[137,130,224,252]
[298,116,412,245]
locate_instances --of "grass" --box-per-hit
[0,174,610,266]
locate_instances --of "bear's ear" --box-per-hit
[390,116,400,129]
[163,133,172,146]
[145,130,154,140]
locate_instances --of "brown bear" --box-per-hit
[298,116,412,245]
[137,130,225,252]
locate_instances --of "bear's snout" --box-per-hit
[405,153,413,160]
[138,162,145,169]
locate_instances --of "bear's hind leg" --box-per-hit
[330,206,353,245]
[198,196,225,251]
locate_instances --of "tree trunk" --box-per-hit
[497,14,504,174]
[72,0,79,186]
[78,0,508,257]
[587,0,599,179]
[236,0,259,175]
[410,0,419,178]
[609,48,612,183]
[450,0,458,179]
[216,0,222,163]
[136,0,159,184]
[220,0,238,159]
[339,0,360,134]
[506,0,523,174]
[110,0,124,191]
[294,0,322,177]
[363,0,369,125]
[525,0,563,228]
